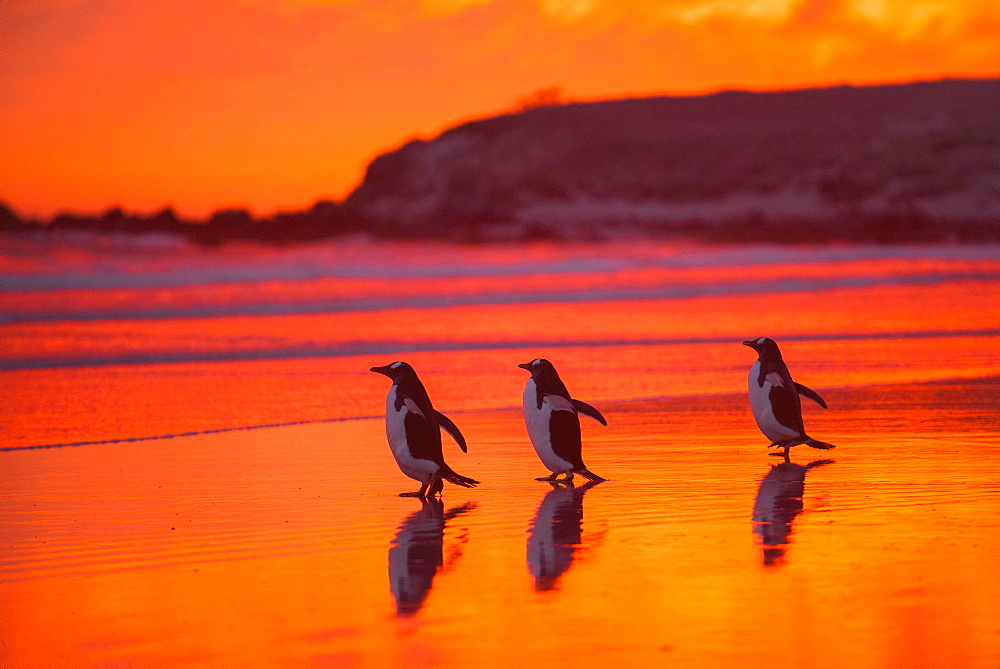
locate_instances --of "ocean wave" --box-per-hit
[3,327,996,371]
[2,270,996,325]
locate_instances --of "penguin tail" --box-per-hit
[781,436,836,450]
[441,466,479,489]
[805,438,836,450]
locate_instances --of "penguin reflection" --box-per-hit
[752,454,833,567]
[389,498,477,617]
[527,479,601,591]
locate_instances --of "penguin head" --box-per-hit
[518,358,558,380]
[370,361,417,383]
[742,337,783,359]
[518,358,572,397]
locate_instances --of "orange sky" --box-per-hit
[3,0,998,219]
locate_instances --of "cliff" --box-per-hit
[341,79,1000,242]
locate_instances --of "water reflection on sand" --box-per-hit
[752,455,834,566]
[527,480,602,591]
[388,499,478,617]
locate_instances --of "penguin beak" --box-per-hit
[517,362,531,370]
[370,365,392,377]
[742,340,757,349]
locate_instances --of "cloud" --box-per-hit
[2,0,997,217]
[670,0,800,24]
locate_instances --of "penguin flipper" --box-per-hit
[769,385,805,435]
[794,382,828,409]
[403,411,444,462]
[571,399,608,426]
[549,408,585,470]
[435,410,468,453]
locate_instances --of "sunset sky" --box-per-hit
[3,0,998,219]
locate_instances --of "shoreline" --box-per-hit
[5,373,997,453]
[3,374,997,665]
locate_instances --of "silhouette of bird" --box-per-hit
[752,454,834,566]
[371,361,479,497]
[389,498,477,616]
[527,479,601,590]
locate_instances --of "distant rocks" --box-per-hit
[341,78,1000,243]
[1,201,351,246]
[4,79,998,245]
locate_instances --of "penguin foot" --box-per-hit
[400,482,430,497]
[769,443,794,460]
[535,474,558,481]
[428,479,444,497]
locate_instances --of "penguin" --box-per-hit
[370,361,479,497]
[742,337,835,453]
[518,358,607,483]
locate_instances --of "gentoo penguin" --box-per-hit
[389,499,477,616]
[371,362,479,497]
[752,454,833,566]
[743,337,835,453]
[518,359,607,482]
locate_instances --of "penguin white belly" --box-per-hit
[386,387,440,483]
[522,379,576,473]
[747,361,800,443]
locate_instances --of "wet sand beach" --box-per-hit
[2,377,998,666]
